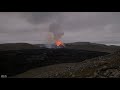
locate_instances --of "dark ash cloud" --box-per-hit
[0,12,120,44]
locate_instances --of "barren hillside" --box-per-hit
[12,51,120,78]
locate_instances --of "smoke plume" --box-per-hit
[46,16,64,48]
[49,22,64,41]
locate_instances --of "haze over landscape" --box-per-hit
[0,12,120,45]
[1,12,120,78]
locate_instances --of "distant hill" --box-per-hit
[1,42,120,53]
[95,40,120,44]
[35,42,120,53]
[0,43,40,51]
[65,42,120,53]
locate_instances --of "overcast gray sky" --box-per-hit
[0,12,120,44]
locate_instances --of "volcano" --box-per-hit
[55,40,65,48]
[55,40,64,46]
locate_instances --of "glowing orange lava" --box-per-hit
[55,40,64,47]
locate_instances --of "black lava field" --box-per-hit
[0,48,109,76]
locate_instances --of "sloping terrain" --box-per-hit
[0,48,109,77]
[65,42,120,53]
[1,42,120,78]
[12,51,120,78]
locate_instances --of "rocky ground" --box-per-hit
[11,51,120,78]
[1,42,120,78]
[0,48,109,77]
